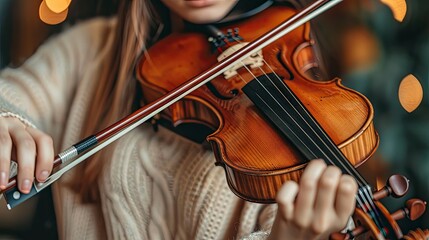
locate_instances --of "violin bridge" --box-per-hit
[217,42,264,79]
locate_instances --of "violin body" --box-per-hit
[137,5,378,203]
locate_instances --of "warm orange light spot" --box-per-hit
[398,74,423,113]
[39,0,68,25]
[340,26,379,73]
[380,0,407,22]
[45,0,71,14]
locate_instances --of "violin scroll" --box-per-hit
[331,175,427,240]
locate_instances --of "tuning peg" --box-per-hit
[391,199,427,221]
[373,175,409,200]
[330,199,426,240]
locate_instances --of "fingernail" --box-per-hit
[0,171,6,189]
[21,179,31,193]
[38,170,49,181]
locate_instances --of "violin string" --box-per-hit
[233,51,367,186]
[226,38,364,182]
[238,60,386,232]
[236,71,249,84]
[254,61,386,229]
[226,35,360,180]
[260,66,368,184]
[239,59,366,188]
[227,0,367,183]
[233,50,386,232]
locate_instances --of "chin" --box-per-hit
[180,9,231,24]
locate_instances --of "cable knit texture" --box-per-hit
[0,17,275,239]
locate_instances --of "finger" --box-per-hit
[0,124,12,189]
[311,166,342,234]
[335,174,358,223]
[276,180,299,222]
[293,159,327,227]
[27,127,54,182]
[10,126,37,194]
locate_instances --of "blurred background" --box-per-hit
[313,0,429,233]
[0,0,428,239]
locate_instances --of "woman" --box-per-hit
[0,0,357,239]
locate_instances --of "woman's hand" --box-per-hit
[0,117,54,193]
[268,159,358,240]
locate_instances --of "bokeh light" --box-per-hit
[39,0,68,25]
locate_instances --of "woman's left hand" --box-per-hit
[268,159,358,240]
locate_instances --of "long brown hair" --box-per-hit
[76,0,157,202]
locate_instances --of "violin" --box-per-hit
[1,0,428,239]
[136,2,428,240]
[138,4,376,201]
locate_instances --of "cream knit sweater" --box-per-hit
[0,17,276,240]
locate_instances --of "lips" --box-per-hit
[184,0,215,8]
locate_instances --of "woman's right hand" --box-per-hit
[0,117,54,193]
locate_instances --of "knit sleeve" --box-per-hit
[239,207,355,240]
[236,202,276,240]
[0,18,116,135]
[241,231,270,240]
